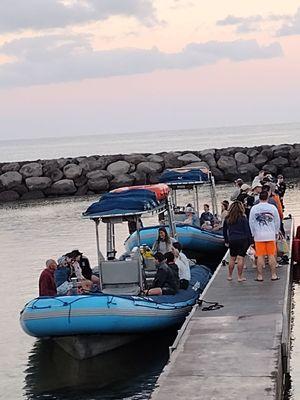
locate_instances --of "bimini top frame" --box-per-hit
[82,185,175,288]
[159,166,218,218]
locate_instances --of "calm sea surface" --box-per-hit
[1,124,300,400]
[0,122,299,163]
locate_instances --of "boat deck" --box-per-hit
[151,223,292,400]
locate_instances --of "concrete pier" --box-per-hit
[151,224,292,399]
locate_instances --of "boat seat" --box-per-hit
[100,259,142,296]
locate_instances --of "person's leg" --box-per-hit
[256,256,265,280]
[267,241,278,280]
[255,242,265,281]
[228,256,236,281]
[147,287,163,295]
[237,256,246,281]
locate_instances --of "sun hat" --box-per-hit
[241,184,250,191]
[251,182,262,190]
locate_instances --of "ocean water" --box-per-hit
[0,122,299,163]
[1,124,300,400]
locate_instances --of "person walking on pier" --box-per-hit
[223,201,252,282]
[249,191,280,281]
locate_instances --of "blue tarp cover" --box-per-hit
[84,189,160,217]
[159,168,209,184]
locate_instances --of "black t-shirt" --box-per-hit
[152,262,179,293]
[80,256,92,280]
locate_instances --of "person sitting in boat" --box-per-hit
[65,251,94,292]
[212,200,229,231]
[182,206,200,226]
[145,252,180,296]
[200,204,214,230]
[127,217,143,235]
[152,227,176,254]
[69,249,100,286]
[173,242,191,289]
[39,259,57,297]
[54,256,73,295]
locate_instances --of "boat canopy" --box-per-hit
[159,167,211,187]
[111,183,170,201]
[83,188,165,219]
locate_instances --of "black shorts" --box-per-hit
[162,287,176,295]
[229,239,249,257]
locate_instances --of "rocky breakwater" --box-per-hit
[0,143,300,203]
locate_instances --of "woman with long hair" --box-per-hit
[223,201,252,282]
[152,227,175,254]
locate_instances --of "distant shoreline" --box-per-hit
[0,143,299,203]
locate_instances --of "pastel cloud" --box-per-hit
[0,0,157,33]
[277,7,300,36]
[217,13,291,34]
[0,35,283,88]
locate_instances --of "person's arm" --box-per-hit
[248,207,256,238]
[273,206,280,235]
[242,216,253,242]
[223,219,229,243]
[152,268,168,288]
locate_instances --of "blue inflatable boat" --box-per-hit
[125,224,225,255]
[20,265,211,338]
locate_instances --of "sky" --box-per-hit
[0,0,299,140]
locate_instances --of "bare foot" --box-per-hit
[238,277,247,282]
[227,276,233,281]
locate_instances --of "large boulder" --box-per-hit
[19,162,43,178]
[269,157,289,169]
[289,149,300,160]
[56,158,69,168]
[252,154,268,169]
[86,170,113,181]
[177,153,201,164]
[11,184,28,195]
[201,153,216,168]
[73,174,88,188]
[0,190,19,202]
[210,167,224,182]
[75,185,89,196]
[21,191,45,200]
[199,149,215,157]
[63,163,82,179]
[234,152,249,166]
[50,179,77,195]
[49,169,64,182]
[163,152,183,168]
[261,148,273,160]
[247,149,259,158]
[0,171,22,189]
[43,160,60,177]
[1,162,20,172]
[237,164,259,180]
[124,154,147,164]
[272,144,293,158]
[87,178,109,193]
[217,155,237,173]
[282,167,300,178]
[79,157,108,172]
[25,177,52,191]
[147,154,164,163]
[136,162,162,174]
[262,164,278,175]
[110,174,135,189]
[129,170,147,185]
[107,161,131,176]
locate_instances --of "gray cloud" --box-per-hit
[0,0,157,33]
[217,13,291,34]
[277,8,300,36]
[0,35,283,88]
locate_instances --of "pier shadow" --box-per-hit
[23,330,176,400]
